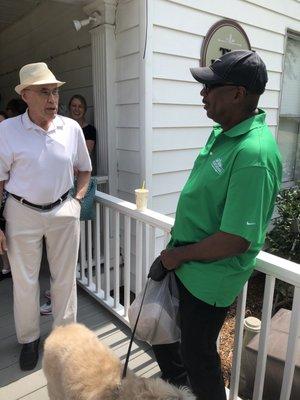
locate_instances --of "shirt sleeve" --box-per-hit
[0,129,13,181]
[220,166,277,244]
[83,125,96,141]
[74,127,92,172]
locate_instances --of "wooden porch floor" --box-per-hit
[0,269,160,400]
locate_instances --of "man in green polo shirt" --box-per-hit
[151,50,282,400]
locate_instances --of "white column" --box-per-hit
[139,0,153,207]
[84,0,117,195]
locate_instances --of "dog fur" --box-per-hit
[43,323,195,400]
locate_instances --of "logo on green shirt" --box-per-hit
[211,158,224,174]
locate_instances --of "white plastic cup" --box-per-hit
[240,316,262,397]
[243,316,261,346]
[135,188,149,211]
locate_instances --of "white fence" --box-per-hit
[77,190,300,400]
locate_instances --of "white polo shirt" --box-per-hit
[0,111,92,204]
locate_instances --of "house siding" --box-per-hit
[0,0,94,122]
[115,0,141,202]
[151,0,300,217]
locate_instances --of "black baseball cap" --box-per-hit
[190,50,268,94]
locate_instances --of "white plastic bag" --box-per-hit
[128,272,181,345]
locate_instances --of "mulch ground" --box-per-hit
[219,272,266,387]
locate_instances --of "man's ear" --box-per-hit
[20,90,28,104]
[233,86,247,102]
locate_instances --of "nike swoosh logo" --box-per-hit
[246,222,256,226]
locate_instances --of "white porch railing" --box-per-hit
[77,190,300,400]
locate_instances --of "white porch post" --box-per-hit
[139,0,153,207]
[84,0,117,195]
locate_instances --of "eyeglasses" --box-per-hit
[202,83,238,92]
[203,83,249,94]
[24,88,60,98]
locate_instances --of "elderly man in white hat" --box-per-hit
[0,62,92,370]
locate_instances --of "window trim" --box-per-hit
[277,29,300,186]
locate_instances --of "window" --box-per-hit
[278,33,300,184]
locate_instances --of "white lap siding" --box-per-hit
[151,0,300,217]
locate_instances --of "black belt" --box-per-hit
[10,191,69,211]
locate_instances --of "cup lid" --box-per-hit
[244,316,261,332]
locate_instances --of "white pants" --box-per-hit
[4,196,80,343]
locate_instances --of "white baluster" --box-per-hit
[114,210,120,308]
[143,224,149,287]
[104,207,110,300]
[163,230,170,248]
[279,286,300,400]
[95,203,101,293]
[148,225,155,267]
[87,220,93,289]
[135,220,143,295]
[253,275,275,400]
[123,215,131,317]
[79,221,86,282]
[229,282,248,400]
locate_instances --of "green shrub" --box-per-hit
[266,185,300,313]
[267,185,300,263]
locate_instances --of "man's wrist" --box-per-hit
[74,196,83,204]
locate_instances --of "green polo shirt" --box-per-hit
[170,109,282,307]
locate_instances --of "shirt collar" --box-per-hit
[212,109,266,138]
[22,110,64,133]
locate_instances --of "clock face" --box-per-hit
[201,20,251,67]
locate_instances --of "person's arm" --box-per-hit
[83,125,96,154]
[85,140,95,154]
[162,164,279,271]
[74,171,91,201]
[160,231,249,270]
[0,180,7,254]
[0,127,12,255]
[74,125,92,186]
[0,180,3,204]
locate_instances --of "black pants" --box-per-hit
[152,276,228,400]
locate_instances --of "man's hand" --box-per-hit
[0,229,7,255]
[147,256,168,281]
[160,247,184,270]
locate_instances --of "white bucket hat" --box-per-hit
[15,62,65,94]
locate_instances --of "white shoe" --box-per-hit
[40,300,52,315]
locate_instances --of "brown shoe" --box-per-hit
[19,338,40,371]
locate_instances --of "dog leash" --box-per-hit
[122,278,150,379]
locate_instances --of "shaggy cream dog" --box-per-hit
[43,323,195,400]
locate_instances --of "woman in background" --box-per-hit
[68,94,96,154]
[0,110,7,122]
